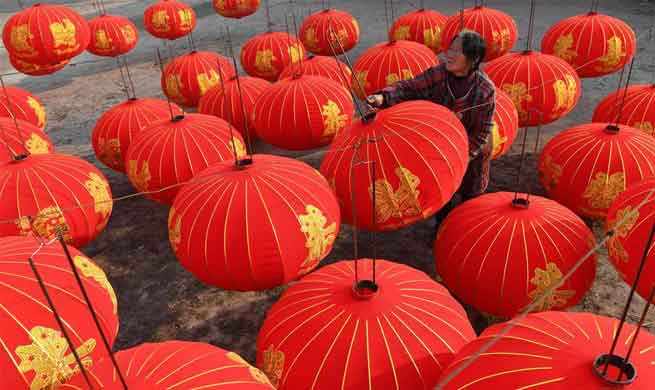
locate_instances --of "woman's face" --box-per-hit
[446,37,472,75]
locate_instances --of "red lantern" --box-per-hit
[0,85,47,130]
[389,9,447,53]
[538,123,655,220]
[320,101,468,231]
[256,259,476,389]
[353,40,438,98]
[169,154,340,291]
[251,75,354,150]
[92,98,183,173]
[143,0,196,40]
[435,192,597,317]
[606,177,655,303]
[593,84,655,136]
[0,153,113,248]
[485,51,581,127]
[0,118,53,163]
[0,235,119,390]
[299,9,359,55]
[9,55,70,76]
[87,14,138,57]
[542,12,636,78]
[162,51,236,107]
[438,311,655,390]
[490,88,519,159]
[198,76,269,137]
[212,0,261,19]
[441,6,518,61]
[2,3,90,65]
[240,32,307,81]
[125,113,245,205]
[279,55,352,89]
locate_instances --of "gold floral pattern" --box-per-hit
[178,9,195,30]
[634,121,654,136]
[50,19,79,56]
[304,28,319,50]
[128,159,151,192]
[298,205,336,274]
[288,44,303,63]
[165,74,184,102]
[85,172,112,221]
[121,25,136,44]
[169,212,182,252]
[27,97,46,129]
[261,345,285,388]
[94,29,111,51]
[32,206,73,243]
[97,137,123,169]
[423,26,442,50]
[527,262,575,311]
[553,33,577,62]
[255,49,277,75]
[321,100,348,137]
[492,28,511,55]
[151,10,171,32]
[393,26,411,41]
[502,83,532,121]
[73,255,118,314]
[490,121,507,158]
[371,167,421,223]
[596,36,626,72]
[553,74,578,114]
[10,24,35,55]
[25,133,50,155]
[540,155,562,191]
[607,206,639,263]
[231,137,247,158]
[197,69,220,96]
[227,352,273,386]
[354,70,370,96]
[582,171,625,211]
[385,69,413,85]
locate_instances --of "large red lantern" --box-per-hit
[441,6,518,61]
[485,51,581,127]
[0,236,119,390]
[279,55,352,89]
[125,113,245,205]
[2,3,90,65]
[87,14,138,57]
[353,39,438,98]
[240,32,307,81]
[92,98,183,173]
[320,101,468,231]
[251,75,354,150]
[256,259,476,389]
[490,88,519,159]
[9,55,70,76]
[435,192,597,317]
[162,51,236,107]
[539,123,655,220]
[542,12,636,78]
[143,0,196,40]
[198,76,269,137]
[0,153,113,248]
[299,9,360,56]
[593,84,655,136]
[169,154,340,291]
[0,118,53,163]
[0,85,47,130]
[389,9,447,53]
[438,311,655,390]
[213,0,261,19]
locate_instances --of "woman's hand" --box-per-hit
[366,94,385,108]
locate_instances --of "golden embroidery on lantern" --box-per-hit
[227,352,273,385]
[120,25,136,44]
[151,10,171,32]
[73,255,118,314]
[128,160,151,191]
[386,69,413,85]
[490,122,507,157]
[98,137,123,169]
[26,97,46,128]
[261,345,285,388]
[553,33,577,62]
[596,36,626,72]
[16,216,32,236]
[255,50,277,75]
[540,155,562,191]
[165,74,184,101]
[298,205,337,273]
[582,171,625,211]
[527,262,575,311]
[607,206,639,263]
[32,206,73,242]
[24,133,50,155]
[553,74,578,114]
[321,100,348,137]
[492,28,510,55]
[354,70,370,96]
[230,137,247,158]
[169,211,182,252]
[394,26,411,41]
[94,29,112,51]
[288,44,303,63]
[371,167,422,223]
[85,172,112,219]
[327,29,349,47]
[304,28,319,50]
[50,19,79,54]
[634,121,654,135]
[502,83,532,121]
[197,70,220,95]
[10,24,35,54]
[423,26,442,50]
[178,9,194,30]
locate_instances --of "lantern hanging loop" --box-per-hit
[617,285,655,381]
[213,52,240,166]
[419,0,425,10]
[155,48,178,122]
[607,56,636,133]
[122,56,137,99]
[590,0,601,13]
[512,108,544,206]
[0,123,16,160]
[265,0,273,32]
[326,26,367,120]
[525,0,537,52]
[116,58,132,100]
[0,75,28,158]
[289,8,304,78]
[384,0,392,40]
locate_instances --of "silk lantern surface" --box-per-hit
[256,259,476,389]
[542,12,636,78]
[240,32,307,81]
[169,154,340,291]
[320,101,468,231]
[87,14,139,57]
[0,85,47,130]
[490,88,519,159]
[213,0,261,19]
[0,153,113,248]
[389,9,447,53]
[485,51,581,127]
[9,55,70,76]
[438,311,655,390]
[299,9,360,56]
[279,55,352,89]
[593,84,655,136]
[0,118,53,163]
[538,123,655,220]
[143,0,196,40]
[0,236,119,390]
[434,192,597,318]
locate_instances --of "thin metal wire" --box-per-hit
[225,26,255,157]
[607,60,629,124]
[326,26,367,119]
[459,0,465,31]
[526,0,536,51]
[613,56,637,127]
[115,57,132,100]
[155,48,177,121]
[214,54,240,165]
[0,75,27,156]
[266,0,274,32]
[617,285,655,381]
[370,160,377,284]
[121,56,137,99]
[512,125,530,200]
[525,110,544,204]
[0,123,16,160]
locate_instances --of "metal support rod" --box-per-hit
[225,26,255,157]
[526,0,536,51]
[326,27,367,119]
[0,75,28,156]
[617,285,655,381]
[155,48,177,121]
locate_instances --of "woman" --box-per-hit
[367,30,496,228]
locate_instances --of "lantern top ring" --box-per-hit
[353,279,379,300]
[361,110,377,124]
[511,197,530,209]
[236,157,253,167]
[604,124,621,134]
[172,114,186,122]
[592,353,637,385]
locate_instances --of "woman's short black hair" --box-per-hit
[451,30,487,70]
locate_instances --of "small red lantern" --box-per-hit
[435,192,597,317]
[0,118,53,163]
[0,85,47,130]
[299,9,360,55]
[542,12,636,78]
[212,0,261,19]
[353,40,438,98]
[389,9,447,53]
[485,51,581,127]
[87,14,138,57]
[144,0,196,40]
[9,55,70,76]
[279,55,352,89]
[92,98,183,172]
[539,123,655,220]
[490,88,519,159]
[593,84,655,136]
[169,154,340,291]
[240,32,307,81]
[125,113,245,205]
[251,75,354,150]
[256,259,476,389]
[441,6,518,61]
[2,3,90,65]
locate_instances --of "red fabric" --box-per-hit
[279,55,353,89]
[435,192,597,317]
[606,177,655,303]
[240,32,307,81]
[438,311,655,389]
[143,0,196,40]
[299,9,359,56]
[389,9,447,53]
[256,259,476,389]
[125,113,245,205]
[251,75,354,150]
[593,84,655,136]
[491,88,519,159]
[485,51,581,127]
[538,123,655,220]
[9,55,69,76]
[0,85,47,130]
[2,4,90,65]
[161,51,236,107]
[320,100,468,231]
[92,98,182,172]
[441,6,517,62]
[169,154,340,291]
[87,14,138,57]
[352,40,438,98]
[213,0,260,19]
[0,153,113,248]
[0,118,53,163]
[542,12,636,78]
[0,236,119,390]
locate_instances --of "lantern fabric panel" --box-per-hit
[299,9,360,55]
[490,88,519,159]
[9,55,70,76]
[0,85,47,130]
[87,14,139,57]
[593,84,655,136]
[143,0,196,40]
[213,0,261,19]
[389,9,447,53]
[0,118,53,163]
[279,55,353,89]
[240,32,307,81]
